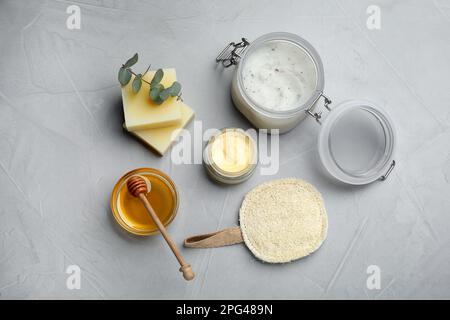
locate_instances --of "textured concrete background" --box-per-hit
[1,0,449,299]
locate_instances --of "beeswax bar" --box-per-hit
[126,102,194,156]
[122,68,181,131]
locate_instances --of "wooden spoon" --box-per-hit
[127,175,195,281]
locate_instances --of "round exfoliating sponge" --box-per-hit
[239,178,328,263]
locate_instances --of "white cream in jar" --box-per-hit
[228,33,325,133]
[241,40,317,112]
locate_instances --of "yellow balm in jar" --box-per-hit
[204,128,258,184]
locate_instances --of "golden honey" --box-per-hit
[111,168,178,236]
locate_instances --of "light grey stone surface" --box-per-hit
[1,0,449,299]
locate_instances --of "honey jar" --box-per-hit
[110,168,179,236]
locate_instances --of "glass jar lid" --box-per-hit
[318,100,396,185]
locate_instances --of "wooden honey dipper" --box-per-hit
[127,175,195,281]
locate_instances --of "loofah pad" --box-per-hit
[239,178,328,263]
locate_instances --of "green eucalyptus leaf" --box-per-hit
[150,69,164,86]
[153,96,164,105]
[132,74,142,93]
[159,88,171,101]
[168,81,182,97]
[143,64,151,76]
[149,83,164,102]
[124,53,138,68]
[118,67,132,86]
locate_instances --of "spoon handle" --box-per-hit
[138,193,195,281]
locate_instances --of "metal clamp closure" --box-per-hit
[306,94,332,124]
[216,38,249,67]
[379,160,396,181]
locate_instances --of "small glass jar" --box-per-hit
[203,128,258,184]
[110,168,179,236]
[218,32,328,134]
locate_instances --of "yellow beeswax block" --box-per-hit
[126,102,194,156]
[122,68,181,131]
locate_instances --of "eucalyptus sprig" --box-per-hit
[118,53,182,105]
